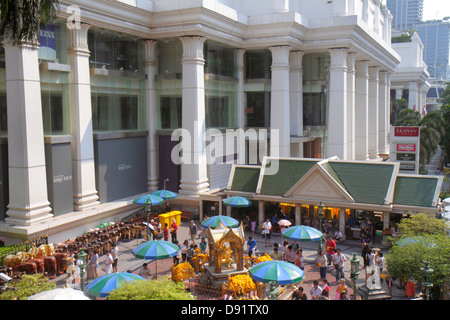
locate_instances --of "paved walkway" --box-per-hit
[56,219,410,300]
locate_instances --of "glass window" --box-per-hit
[91,94,141,131]
[89,28,145,133]
[204,41,236,78]
[157,38,182,75]
[160,97,181,129]
[303,91,327,126]
[245,92,270,128]
[205,97,229,128]
[156,38,182,130]
[245,50,271,79]
[39,21,70,135]
[88,29,141,72]
[41,93,67,134]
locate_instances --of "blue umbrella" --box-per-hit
[132,240,180,277]
[151,190,177,200]
[223,196,251,208]
[86,272,145,298]
[133,194,164,206]
[132,240,180,260]
[133,194,164,240]
[201,215,240,229]
[396,237,436,248]
[281,225,324,242]
[249,260,304,285]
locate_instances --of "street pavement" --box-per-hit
[54,218,411,300]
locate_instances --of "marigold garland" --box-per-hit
[227,274,256,298]
[172,262,194,282]
[255,253,272,264]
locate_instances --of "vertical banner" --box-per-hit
[390,126,420,174]
[38,24,57,61]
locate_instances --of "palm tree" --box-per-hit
[390,98,408,125]
[0,0,59,44]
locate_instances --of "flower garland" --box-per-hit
[227,274,256,298]
[172,262,194,282]
[255,253,272,264]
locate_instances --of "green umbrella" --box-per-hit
[223,196,251,208]
[281,225,323,242]
[249,260,304,285]
[132,240,180,277]
[86,272,145,298]
[151,190,177,200]
[133,194,164,240]
[201,215,239,229]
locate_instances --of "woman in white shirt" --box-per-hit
[262,218,272,247]
[103,251,114,275]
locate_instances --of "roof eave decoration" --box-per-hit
[283,159,355,203]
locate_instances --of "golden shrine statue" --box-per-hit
[205,221,245,274]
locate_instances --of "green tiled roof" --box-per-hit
[393,176,438,207]
[328,162,396,205]
[259,159,318,196]
[229,166,261,193]
[320,161,346,191]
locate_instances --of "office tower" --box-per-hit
[387,0,424,31]
[417,19,450,80]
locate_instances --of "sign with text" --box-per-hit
[390,126,420,174]
[394,127,419,137]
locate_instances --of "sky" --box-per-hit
[422,0,450,21]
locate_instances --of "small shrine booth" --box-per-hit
[205,221,245,274]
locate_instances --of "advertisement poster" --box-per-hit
[390,126,420,174]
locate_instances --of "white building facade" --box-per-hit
[0,0,400,244]
[390,32,430,114]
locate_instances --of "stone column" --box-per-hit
[289,51,304,157]
[179,36,209,195]
[258,200,265,233]
[328,48,348,160]
[408,81,419,110]
[368,66,380,159]
[395,88,403,100]
[236,48,246,164]
[355,61,369,160]
[339,208,346,240]
[67,23,99,211]
[347,53,357,160]
[378,71,389,155]
[295,204,302,226]
[144,40,159,192]
[382,211,390,247]
[3,41,52,225]
[237,49,246,130]
[270,45,291,158]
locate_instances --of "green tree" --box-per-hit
[107,278,195,300]
[441,104,450,166]
[0,0,60,44]
[441,82,450,106]
[390,98,408,125]
[386,234,450,288]
[0,274,56,300]
[397,213,447,236]
[386,214,450,291]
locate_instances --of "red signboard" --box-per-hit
[394,127,419,137]
[397,143,416,152]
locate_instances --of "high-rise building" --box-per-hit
[416,19,450,80]
[386,0,424,31]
